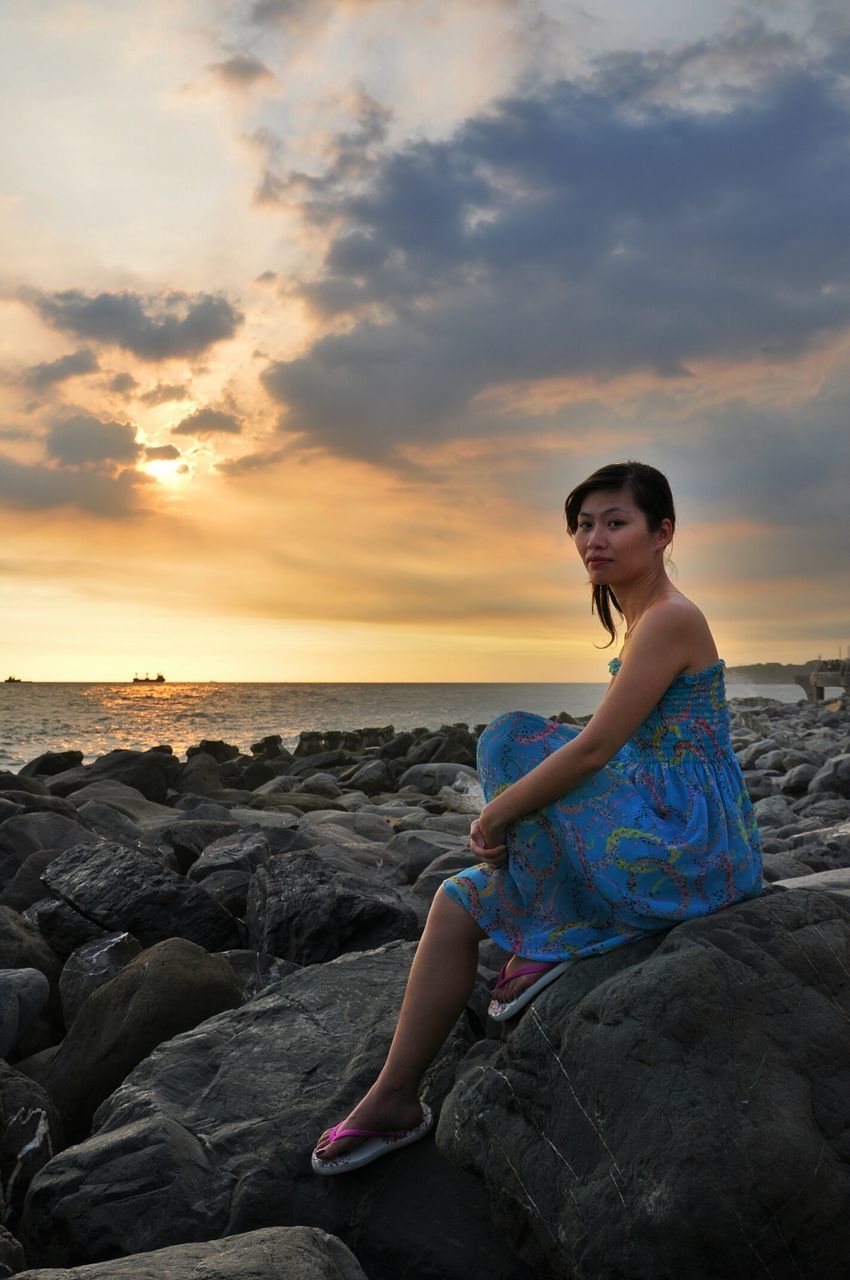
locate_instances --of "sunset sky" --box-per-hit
[1,0,849,682]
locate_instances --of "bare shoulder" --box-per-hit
[639,591,719,671]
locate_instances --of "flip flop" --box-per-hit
[488,959,571,1021]
[311,1102,434,1175]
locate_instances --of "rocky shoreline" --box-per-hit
[0,694,847,1278]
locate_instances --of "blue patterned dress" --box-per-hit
[443,659,763,960]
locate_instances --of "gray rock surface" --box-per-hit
[20,944,530,1280]
[14,1226,368,1280]
[58,934,143,1028]
[0,969,50,1059]
[438,884,850,1280]
[42,842,240,951]
[0,1060,60,1223]
[46,750,180,804]
[246,850,419,964]
[809,753,850,797]
[43,938,243,1143]
[0,813,95,890]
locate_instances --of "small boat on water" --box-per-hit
[4,676,21,683]
[132,673,166,684]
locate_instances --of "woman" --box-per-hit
[312,460,762,1174]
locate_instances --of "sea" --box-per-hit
[0,678,816,772]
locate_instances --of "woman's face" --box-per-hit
[574,487,671,586]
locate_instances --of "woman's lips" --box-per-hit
[587,558,612,566]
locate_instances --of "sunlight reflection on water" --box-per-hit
[0,679,808,771]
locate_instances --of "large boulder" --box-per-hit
[0,1061,60,1223]
[437,884,850,1279]
[42,938,243,1144]
[20,944,531,1280]
[809,753,850,797]
[58,933,143,1028]
[46,750,180,804]
[0,969,50,1059]
[0,813,95,890]
[42,842,240,951]
[246,850,419,964]
[398,763,479,796]
[15,1226,368,1280]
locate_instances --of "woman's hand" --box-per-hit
[470,811,508,869]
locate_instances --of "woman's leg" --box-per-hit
[314,886,487,1157]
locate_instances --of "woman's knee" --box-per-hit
[428,883,487,942]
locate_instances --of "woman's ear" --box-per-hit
[656,518,674,550]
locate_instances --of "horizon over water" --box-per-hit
[0,678,815,771]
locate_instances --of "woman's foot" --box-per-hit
[488,955,570,1020]
[313,1087,426,1164]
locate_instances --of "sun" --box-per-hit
[144,459,188,487]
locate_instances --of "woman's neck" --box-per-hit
[617,572,677,638]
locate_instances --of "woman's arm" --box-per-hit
[478,603,708,844]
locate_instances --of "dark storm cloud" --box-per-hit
[262,39,850,461]
[45,414,141,467]
[172,407,243,436]
[0,452,151,517]
[139,383,189,406]
[25,349,99,389]
[27,290,243,361]
[144,444,181,461]
[209,52,275,88]
[108,372,138,394]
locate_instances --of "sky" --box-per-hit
[1,0,849,682]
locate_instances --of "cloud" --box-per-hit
[25,349,99,390]
[26,290,243,362]
[171,407,243,436]
[107,372,138,394]
[260,39,850,461]
[0,451,151,517]
[139,382,189,406]
[215,445,289,474]
[208,52,275,90]
[45,414,141,467]
[0,427,34,441]
[144,444,181,461]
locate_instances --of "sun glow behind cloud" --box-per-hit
[1,0,849,680]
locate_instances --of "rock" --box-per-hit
[248,792,346,814]
[735,738,779,768]
[153,820,240,874]
[0,775,47,797]
[42,842,241,952]
[438,886,850,1279]
[43,938,243,1144]
[299,772,344,799]
[398,764,479,797]
[187,739,242,763]
[71,800,146,845]
[219,949,299,1000]
[412,852,472,900]
[246,851,419,964]
[384,830,467,884]
[344,760,396,796]
[742,770,777,802]
[0,1224,25,1276]
[63,781,177,823]
[752,794,796,827]
[437,774,485,813]
[15,1226,368,1279]
[59,934,143,1028]
[0,1060,60,1223]
[0,970,50,1059]
[809,754,850,797]
[20,944,529,1280]
[298,811,396,843]
[23,901,109,962]
[0,850,64,913]
[18,751,84,779]
[0,813,95,890]
[777,762,819,795]
[0,909,61,996]
[187,830,271,883]
[46,750,180,804]
[172,752,222,798]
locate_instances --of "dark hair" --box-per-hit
[564,461,676,647]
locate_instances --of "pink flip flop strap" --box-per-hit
[493,960,559,993]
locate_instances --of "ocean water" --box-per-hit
[0,679,812,772]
